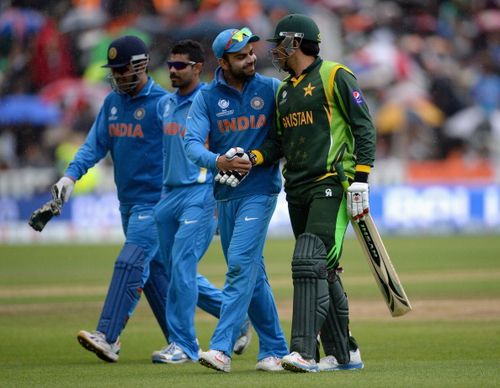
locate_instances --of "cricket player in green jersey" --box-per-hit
[248,14,377,372]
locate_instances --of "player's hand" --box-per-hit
[215,170,230,184]
[215,169,249,187]
[52,176,74,203]
[215,147,252,188]
[347,182,369,221]
[225,170,248,187]
[216,147,252,173]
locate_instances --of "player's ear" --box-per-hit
[194,62,203,75]
[218,56,229,71]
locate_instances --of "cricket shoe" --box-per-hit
[77,330,120,363]
[281,351,319,373]
[318,349,364,371]
[151,342,193,364]
[255,356,284,372]
[198,350,231,373]
[233,318,252,355]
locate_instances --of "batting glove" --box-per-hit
[225,147,246,161]
[225,170,248,187]
[347,182,369,221]
[52,176,74,203]
[215,170,230,184]
[215,147,250,187]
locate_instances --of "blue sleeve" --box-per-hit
[184,92,219,170]
[65,108,109,181]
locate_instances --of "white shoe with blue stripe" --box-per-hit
[318,349,364,371]
[151,342,192,364]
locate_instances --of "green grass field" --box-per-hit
[1,235,500,387]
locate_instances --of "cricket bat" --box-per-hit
[335,164,412,317]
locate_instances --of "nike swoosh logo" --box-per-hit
[138,215,151,220]
[244,216,258,221]
[184,220,198,224]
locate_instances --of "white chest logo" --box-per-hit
[280,90,288,105]
[325,188,332,197]
[164,102,171,117]
[218,99,230,109]
[109,106,118,120]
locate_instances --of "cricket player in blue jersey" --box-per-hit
[51,35,168,363]
[150,40,251,364]
[51,36,239,363]
[185,28,289,373]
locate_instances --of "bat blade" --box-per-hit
[352,214,412,317]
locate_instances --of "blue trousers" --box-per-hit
[154,183,222,360]
[211,194,289,360]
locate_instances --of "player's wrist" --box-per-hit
[248,150,264,166]
[354,164,371,183]
[354,171,368,183]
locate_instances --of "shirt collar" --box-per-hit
[174,82,205,103]
[288,57,323,82]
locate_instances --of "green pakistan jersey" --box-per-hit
[255,57,376,194]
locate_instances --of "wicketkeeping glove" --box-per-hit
[28,197,63,232]
[347,182,369,221]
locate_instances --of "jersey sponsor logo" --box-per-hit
[250,96,264,110]
[134,107,146,120]
[216,99,234,117]
[217,114,266,133]
[163,122,186,137]
[281,111,313,128]
[164,102,171,116]
[108,123,144,138]
[279,90,288,105]
[218,99,230,109]
[352,90,364,104]
[325,188,332,197]
[109,106,118,121]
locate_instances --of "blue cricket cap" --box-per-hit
[212,27,260,59]
[102,35,149,68]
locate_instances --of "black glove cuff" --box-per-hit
[354,171,369,183]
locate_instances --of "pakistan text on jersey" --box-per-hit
[164,122,186,137]
[281,111,314,128]
[108,123,144,138]
[217,114,266,133]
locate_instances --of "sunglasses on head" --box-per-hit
[224,27,253,50]
[167,61,196,70]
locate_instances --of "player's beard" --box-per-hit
[170,75,188,89]
[228,61,256,82]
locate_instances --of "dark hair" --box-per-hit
[300,39,320,57]
[170,40,205,63]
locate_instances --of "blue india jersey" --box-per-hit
[185,68,281,201]
[65,77,167,205]
[160,83,212,187]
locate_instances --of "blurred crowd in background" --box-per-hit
[0,0,498,174]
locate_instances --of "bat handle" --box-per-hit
[334,163,350,191]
